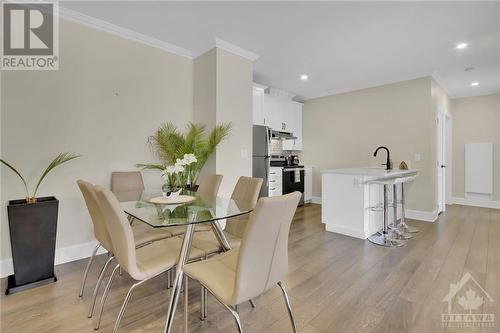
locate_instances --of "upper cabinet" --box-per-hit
[252,84,303,150]
[282,101,303,150]
[252,84,266,126]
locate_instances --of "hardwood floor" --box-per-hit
[1,204,499,333]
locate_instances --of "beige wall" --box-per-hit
[215,49,253,196]
[302,77,437,212]
[451,93,500,201]
[1,20,194,262]
[193,49,217,176]
[192,48,253,196]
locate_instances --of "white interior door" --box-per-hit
[437,112,447,213]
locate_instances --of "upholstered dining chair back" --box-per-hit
[233,191,301,304]
[196,174,223,196]
[77,180,113,251]
[110,171,145,202]
[95,186,138,278]
[224,176,263,238]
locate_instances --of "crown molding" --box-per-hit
[215,38,259,62]
[58,6,194,59]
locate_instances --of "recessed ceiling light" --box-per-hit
[471,82,479,86]
[456,42,468,50]
[300,74,309,81]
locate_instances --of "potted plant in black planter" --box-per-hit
[1,152,80,294]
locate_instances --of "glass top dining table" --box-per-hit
[120,190,254,228]
[120,189,253,333]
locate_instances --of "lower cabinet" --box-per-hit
[269,167,283,197]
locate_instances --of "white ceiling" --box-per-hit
[62,1,500,100]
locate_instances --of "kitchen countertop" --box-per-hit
[321,167,418,183]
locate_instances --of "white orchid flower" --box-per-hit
[183,153,197,165]
[173,164,185,173]
[175,158,186,166]
[162,165,176,175]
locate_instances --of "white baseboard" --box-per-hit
[0,240,107,278]
[324,224,366,239]
[452,197,500,209]
[311,196,322,204]
[405,209,439,222]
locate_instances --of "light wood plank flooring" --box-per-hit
[1,204,499,333]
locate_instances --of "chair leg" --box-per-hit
[200,285,207,320]
[249,299,256,308]
[88,255,114,318]
[204,287,243,333]
[79,243,100,297]
[95,264,120,330]
[184,276,189,333]
[277,281,297,333]
[167,269,171,289]
[112,279,147,333]
[224,304,243,333]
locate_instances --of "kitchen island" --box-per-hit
[321,167,418,239]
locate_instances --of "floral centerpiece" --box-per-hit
[160,153,198,197]
[138,122,231,189]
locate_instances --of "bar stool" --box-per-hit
[398,177,419,233]
[389,180,413,240]
[368,179,404,247]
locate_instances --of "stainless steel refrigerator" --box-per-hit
[252,125,270,198]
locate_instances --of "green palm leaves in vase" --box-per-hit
[137,122,231,186]
[1,152,81,203]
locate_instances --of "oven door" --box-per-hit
[282,168,305,205]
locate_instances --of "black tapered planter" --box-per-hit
[5,196,58,295]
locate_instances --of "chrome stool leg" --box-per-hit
[391,184,412,240]
[400,182,419,233]
[368,184,404,247]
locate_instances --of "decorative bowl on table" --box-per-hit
[148,195,196,205]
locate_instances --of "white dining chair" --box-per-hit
[76,180,172,317]
[93,185,206,332]
[183,191,301,333]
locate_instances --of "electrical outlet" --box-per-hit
[414,153,421,162]
[240,149,248,159]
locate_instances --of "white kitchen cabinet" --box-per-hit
[282,101,303,150]
[269,167,283,197]
[252,84,266,126]
[304,166,312,203]
[263,93,285,131]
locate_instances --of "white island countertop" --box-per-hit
[320,167,418,239]
[321,167,418,183]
